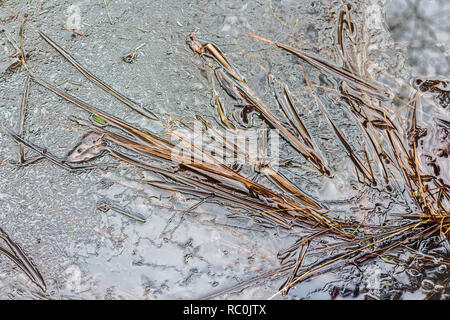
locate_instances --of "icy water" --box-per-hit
[0,0,448,300]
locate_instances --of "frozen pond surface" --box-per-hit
[0,0,448,299]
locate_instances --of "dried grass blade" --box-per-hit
[37,30,156,120]
[215,96,235,129]
[246,33,384,96]
[18,76,31,163]
[0,228,46,291]
[282,240,309,295]
[282,86,315,149]
[31,76,169,149]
